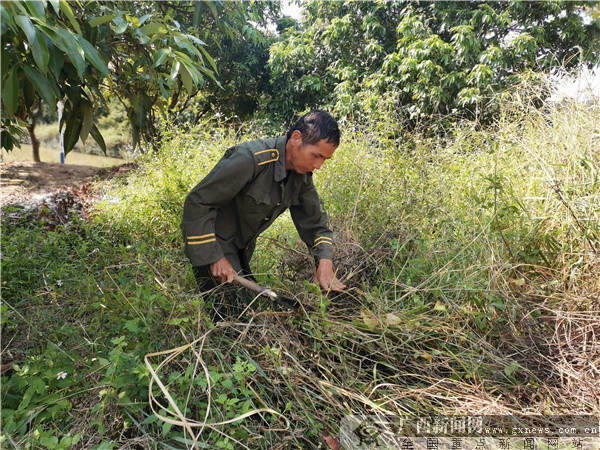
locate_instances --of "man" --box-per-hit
[181,110,346,315]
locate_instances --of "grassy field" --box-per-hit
[1,143,125,167]
[1,87,599,449]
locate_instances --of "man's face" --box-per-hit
[287,131,337,174]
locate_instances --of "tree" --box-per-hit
[268,1,600,127]
[168,2,281,124]
[1,1,276,159]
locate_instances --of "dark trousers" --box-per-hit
[193,248,255,321]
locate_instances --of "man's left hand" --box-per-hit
[314,259,346,292]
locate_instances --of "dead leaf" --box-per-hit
[433,301,446,312]
[385,313,402,326]
[322,429,340,450]
[361,309,379,330]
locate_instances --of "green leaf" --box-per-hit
[193,1,203,28]
[198,45,218,75]
[132,124,141,150]
[132,27,150,45]
[48,43,65,79]
[80,100,94,143]
[90,123,106,154]
[59,1,81,34]
[9,1,29,16]
[153,48,170,67]
[504,362,520,380]
[53,26,86,80]
[63,110,82,153]
[179,63,194,94]
[34,23,67,52]
[37,23,85,80]
[40,436,59,448]
[433,301,447,312]
[22,77,35,109]
[88,14,116,28]
[75,34,108,77]
[31,26,51,74]
[360,309,379,331]
[140,22,166,37]
[24,0,46,19]
[1,66,19,118]
[15,15,49,74]
[112,16,128,34]
[187,35,206,47]
[1,48,9,75]
[1,130,21,152]
[131,97,146,128]
[1,7,10,36]
[23,65,57,112]
[159,82,170,100]
[205,1,219,22]
[19,377,45,409]
[168,60,180,83]
[138,13,152,26]
[48,0,60,16]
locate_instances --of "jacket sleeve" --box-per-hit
[181,148,255,266]
[289,175,334,264]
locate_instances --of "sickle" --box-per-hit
[233,274,313,312]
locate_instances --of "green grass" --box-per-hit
[1,143,125,167]
[2,86,599,449]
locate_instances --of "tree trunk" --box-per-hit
[28,113,41,163]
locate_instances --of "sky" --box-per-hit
[281,1,302,21]
[550,65,600,104]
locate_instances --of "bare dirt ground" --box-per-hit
[1,161,136,228]
[1,161,103,207]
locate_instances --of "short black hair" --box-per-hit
[286,110,340,147]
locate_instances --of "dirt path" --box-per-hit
[1,161,138,231]
[1,160,138,208]
[1,161,103,206]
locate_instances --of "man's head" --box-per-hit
[285,111,340,174]
[286,110,340,147]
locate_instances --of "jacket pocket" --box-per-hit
[247,184,273,206]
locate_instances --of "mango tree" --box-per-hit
[1,0,273,161]
[268,0,600,127]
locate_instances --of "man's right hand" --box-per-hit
[210,257,236,284]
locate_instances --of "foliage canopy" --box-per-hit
[2,1,599,157]
[268,1,600,125]
[0,1,277,154]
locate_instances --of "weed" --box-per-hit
[2,83,599,448]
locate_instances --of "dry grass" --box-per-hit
[143,86,600,447]
[3,76,598,448]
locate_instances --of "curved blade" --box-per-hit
[233,274,311,311]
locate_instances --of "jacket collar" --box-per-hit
[274,135,308,183]
[274,136,288,182]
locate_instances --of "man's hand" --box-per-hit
[314,259,346,292]
[210,257,236,284]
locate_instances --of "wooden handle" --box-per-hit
[233,274,266,295]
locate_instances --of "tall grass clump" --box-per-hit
[4,79,598,448]
[98,77,598,424]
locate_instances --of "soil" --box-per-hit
[1,161,104,206]
[1,161,135,226]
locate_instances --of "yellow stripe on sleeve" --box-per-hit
[313,236,333,248]
[188,238,216,245]
[187,233,216,245]
[188,233,215,240]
